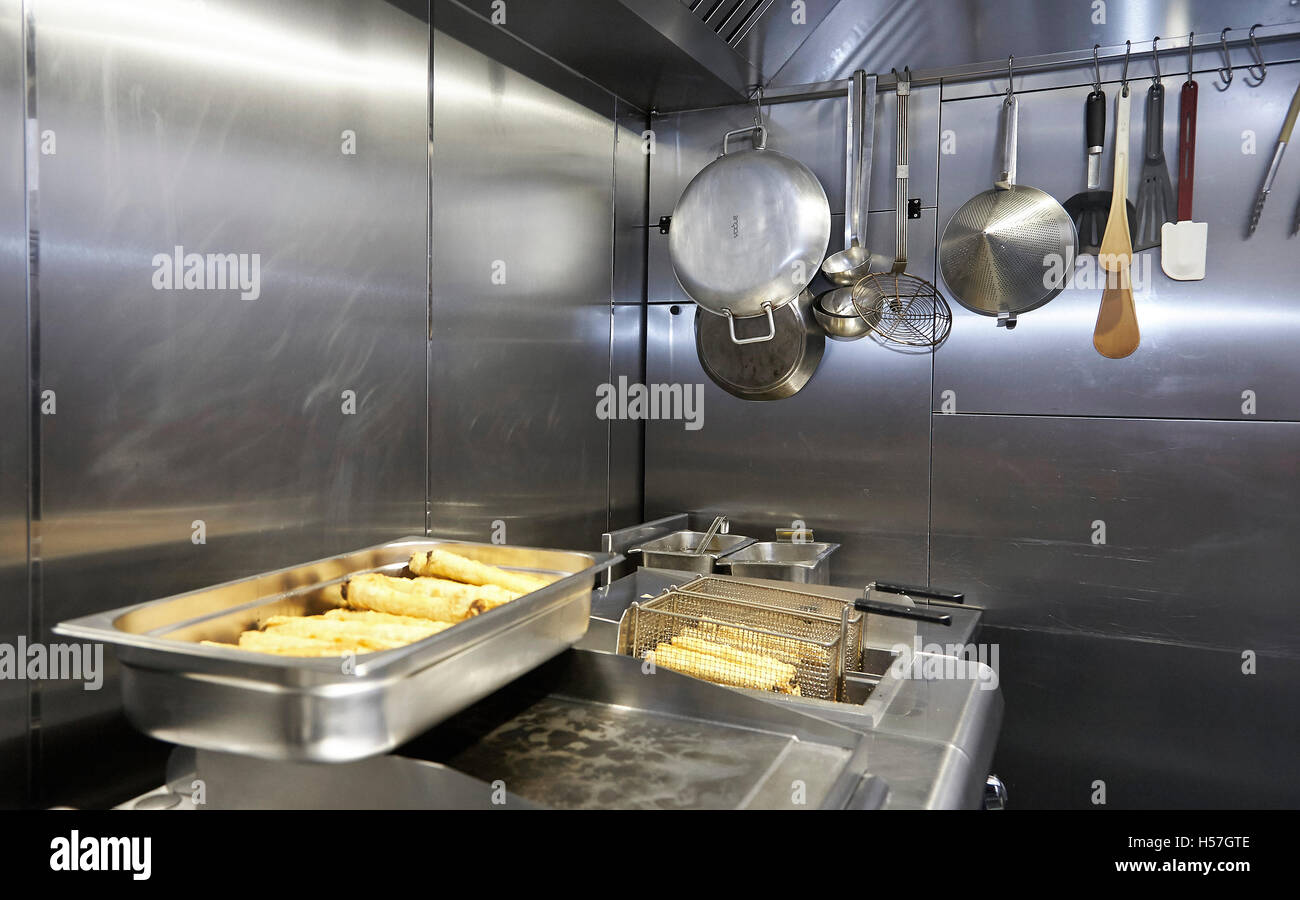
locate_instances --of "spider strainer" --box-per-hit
[851,68,953,348]
[939,63,1077,322]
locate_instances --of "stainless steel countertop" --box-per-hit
[119,569,1001,810]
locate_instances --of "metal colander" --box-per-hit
[939,73,1077,320]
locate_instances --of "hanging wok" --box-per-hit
[669,125,831,345]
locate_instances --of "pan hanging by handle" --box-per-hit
[669,101,831,345]
[939,56,1078,328]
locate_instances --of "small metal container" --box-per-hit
[814,286,877,341]
[715,541,840,584]
[631,530,753,574]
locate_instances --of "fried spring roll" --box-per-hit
[344,572,484,623]
[321,608,447,629]
[408,548,542,595]
[262,615,447,647]
[233,630,373,657]
[669,633,797,685]
[691,621,826,667]
[649,643,792,693]
[410,576,518,610]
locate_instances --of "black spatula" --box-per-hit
[1064,89,1137,254]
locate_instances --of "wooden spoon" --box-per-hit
[1095,86,1139,358]
[1094,265,1140,358]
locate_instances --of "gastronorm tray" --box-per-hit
[54,536,618,762]
[630,529,754,574]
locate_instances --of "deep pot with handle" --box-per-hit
[669,124,831,345]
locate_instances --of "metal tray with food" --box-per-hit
[55,537,619,763]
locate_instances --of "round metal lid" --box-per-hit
[939,184,1077,317]
[670,148,831,320]
[694,291,824,401]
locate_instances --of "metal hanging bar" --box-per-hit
[689,21,1300,112]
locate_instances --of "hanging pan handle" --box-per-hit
[724,303,776,345]
[721,125,767,156]
[891,68,911,274]
[997,99,1019,188]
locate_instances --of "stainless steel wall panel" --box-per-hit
[771,0,1297,88]
[614,101,648,306]
[0,0,28,809]
[643,205,939,590]
[428,30,615,549]
[984,626,1300,809]
[931,415,1300,656]
[934,66,1300,420]
[611,100,647,529]
[608,302,644,531]
[34,0,429,807]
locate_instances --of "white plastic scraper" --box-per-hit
[1161,64,1207,280]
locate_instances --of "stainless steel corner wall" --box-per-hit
[428,27,645,547]
[643,49,1300,806]
[0,0,28,809]
[26,0,429,807]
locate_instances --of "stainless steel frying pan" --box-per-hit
[670,125,831,345]
[939,80,1077,325]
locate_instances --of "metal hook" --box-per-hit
[1247,24,1267,83]
[1218,27,1233,88]
[1186,32,1194,85]
[1151,35,1161,83]
[1121,40,1131,95]
[1092,44,1101,92]
[749,83,765,126]
[1005,54,1014,98]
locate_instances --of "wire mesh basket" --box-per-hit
[675,575,864,671]
[618,588,849,700]
[852,272,953,347]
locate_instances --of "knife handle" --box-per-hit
[1178,80,1197,221]
[1086,89,1105,154]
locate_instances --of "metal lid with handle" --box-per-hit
[669,116,831,343]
